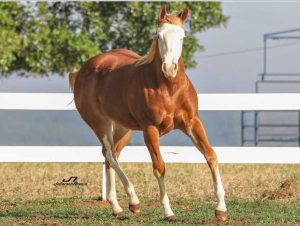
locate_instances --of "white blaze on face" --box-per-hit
[157,23,185,78]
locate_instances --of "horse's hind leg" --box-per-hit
[101,123,140,214]
[114,126,132,158]
[186,117,227,222]
[103,148,123,216]
[104,127,140,216]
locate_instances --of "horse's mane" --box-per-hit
[135,13,182,67]
[135,37,158,66]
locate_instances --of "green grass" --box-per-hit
[0,163,299,225]
[0,197,299,225]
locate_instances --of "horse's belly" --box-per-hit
[111,115,142,130]
[102,103,142,130]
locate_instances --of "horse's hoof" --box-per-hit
[113,211,123,217]
[164,215,177,222]
[215,209,227,222]
[129,204,141,213]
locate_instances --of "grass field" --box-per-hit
[0,163,299,225]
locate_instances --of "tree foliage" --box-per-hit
[0,2,228,76]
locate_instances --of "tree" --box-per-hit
[0,2,228,76]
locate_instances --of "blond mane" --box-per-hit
[135,37,158,66]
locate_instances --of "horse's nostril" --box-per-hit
[162,63,178,77]
[163,63,167,71]
[162,63,167,74]
[174,63,178,72]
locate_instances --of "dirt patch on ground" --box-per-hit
[70,200,161,209]
[262,177,300,200]
[70,200,111,208]
[143,201,160,207]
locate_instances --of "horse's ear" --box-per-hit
[178,7,189,22]
[158,5,167,21]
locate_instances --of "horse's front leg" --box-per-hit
[185,116,227,222]
[143,125,176,221]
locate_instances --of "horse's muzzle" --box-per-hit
[162,63,178,78]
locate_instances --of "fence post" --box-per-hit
[102,162,106,201]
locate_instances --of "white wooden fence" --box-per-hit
[1,93,300,199]
[1,92,300,163]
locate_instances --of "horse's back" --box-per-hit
[84,49,140,75]
[73,49,140,101]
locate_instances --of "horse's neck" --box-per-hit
[152,53,187,95]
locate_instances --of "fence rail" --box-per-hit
[1,146,299,164]
[2,93,300,110]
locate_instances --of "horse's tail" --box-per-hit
[69,71,78,93]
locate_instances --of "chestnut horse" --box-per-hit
[69,6,227,222]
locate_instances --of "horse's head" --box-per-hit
[156,5,188,79]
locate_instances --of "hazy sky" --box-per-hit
[1,2,300,93]
[189,2,300,93]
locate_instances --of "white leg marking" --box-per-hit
[154,170,175,217]
[214,167,227,211]
[106,167,123,214]
[103,135,139,206]
[127,185,139,205]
